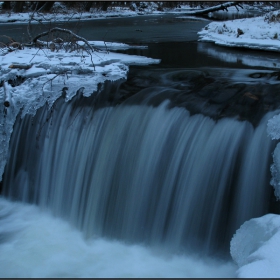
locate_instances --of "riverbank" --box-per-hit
[0,2,198,23]
[199,9,280,52]
[0,1,272,24]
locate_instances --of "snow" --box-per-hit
[198,10,280,52]
[0,41,160,181]
[230,214,280,278]
[267,114,280,200]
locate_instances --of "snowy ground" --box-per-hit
[198,9,280,52]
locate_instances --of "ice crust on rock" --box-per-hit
[0,44,160,181]
[267,113,280,200]
[230,113,280,277]
[270,143,280,199]
[230,214,280,278]
[267,114,280,140]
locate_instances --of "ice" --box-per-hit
[0,2,198,24]
[230,214,280,278]
[198,43,280,70]
[233,107,280,278]
[198,11,280,52]
[0,43,160,181]
[267,114,280,200]
[267,114,280,140]
[270,143,280,199]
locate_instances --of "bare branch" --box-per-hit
[27,2,39,41]
[32,27,100,52]
[0,35,15,43]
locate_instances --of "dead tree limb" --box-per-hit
[32,27,100,52]
[31,27,102,70]
[184,2,243,16]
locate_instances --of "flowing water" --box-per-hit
[1,14,280,277]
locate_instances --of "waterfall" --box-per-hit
[2,82,276,257]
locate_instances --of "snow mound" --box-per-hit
[198,12,280,52]
[230,214,280,278]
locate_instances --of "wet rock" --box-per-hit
[237,28,244,37]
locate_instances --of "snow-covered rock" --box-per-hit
[230,214,280,278]
[267,114,280,200]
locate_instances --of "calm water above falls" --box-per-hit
[1,15,280,277]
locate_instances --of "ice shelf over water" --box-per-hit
[0,41,160,181]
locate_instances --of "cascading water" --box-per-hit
[2,79,277,265]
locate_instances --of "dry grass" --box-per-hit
[264,11,280,23]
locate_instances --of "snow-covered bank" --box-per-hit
[0,42,160,181]
[198,10,280,52]
[0,2,197,24]
[0,2,270,24]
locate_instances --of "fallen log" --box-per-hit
[8,63,32,70]
[184,2,243,16]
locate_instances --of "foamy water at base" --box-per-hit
[0,197,237,278]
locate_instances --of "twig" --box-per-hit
[32,27,100,52]
[32,27,101,69]
[29,47,41,63]
[42,70,72,94]
[27,2,39,41]
[102,30,109,54]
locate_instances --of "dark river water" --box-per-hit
[73,14,280,126]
